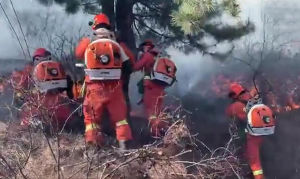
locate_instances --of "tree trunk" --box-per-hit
[115,0,136,51]
[99,0,115,29]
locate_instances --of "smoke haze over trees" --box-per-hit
[34,0,254,54]
[1,0,300,178]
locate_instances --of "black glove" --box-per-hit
[66,75,74,99]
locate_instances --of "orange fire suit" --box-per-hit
[21,92,73,129]
[75,37,132,145]
[133,51,167,137]
[11,63,34,91]
[226,93,264,179]
[10,64,34,107]
[13,62,73,129]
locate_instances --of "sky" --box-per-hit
[0,0,92,59]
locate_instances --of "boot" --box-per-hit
[118,140,132,152]
[85,130,103,147]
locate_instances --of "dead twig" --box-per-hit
[102,155,140,179]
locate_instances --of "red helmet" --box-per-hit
[91,13,110,30]
[228,83,245,99]
[32,48,51,61]
[139,39,155,48]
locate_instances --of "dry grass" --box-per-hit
[0,79,244,179]
[0,118,243,179]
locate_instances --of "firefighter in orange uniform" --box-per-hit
[226,83,275,179]
[20,48,73,129]
[9,49,45,107]
[133,40,177,137]
[75,13,133,149]
[10,63,35,104]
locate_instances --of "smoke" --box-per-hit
[0,1,300,177]
[0,0,91,60]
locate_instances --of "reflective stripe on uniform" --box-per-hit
[116,119,128,127]
[253,169,263,176]
[144,76,151,80]
[84,69,121,80]
[246,125,275,136]
[80,81,86,98]
[35,79,67,93]
[85,123,100,132]
[151,72,173,85]
[149,115,156,120]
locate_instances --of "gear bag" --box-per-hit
[84,39,126,81]
[150,57,177,86]
[245,97,275,136]
[33,61,67,92]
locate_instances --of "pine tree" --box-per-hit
[36,0,254,55]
